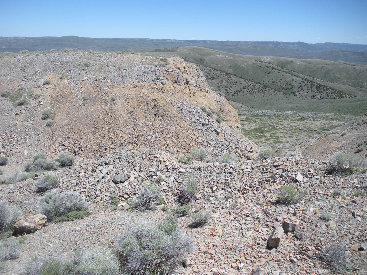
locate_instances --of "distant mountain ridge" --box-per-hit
[1,36,367,65]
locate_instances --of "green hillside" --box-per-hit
[139,46,367,152]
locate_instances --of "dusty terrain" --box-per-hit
[0,51,366,274]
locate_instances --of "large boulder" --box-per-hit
[13,214,47,235]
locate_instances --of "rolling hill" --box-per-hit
[1,36,367,64]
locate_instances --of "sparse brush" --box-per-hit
[12,172,36,183]
[276,185,300,205]
[41,109,55,120]
[35,175,58,193]
[219,153,238,164]
[0,178,15,185]
[23,255,74,275]
[24,249,119,275]
[74,248,120,275]
[133,184,162,211]
[25,154,59,172]
[0,201,10,233]
[177,176,198,205]
[0,156,8,166]
[115,220,193,275]
[189,211,210,228]
[320,211,332,222]
[326,152,367,175]
[319,243,347,272]
[56,152,74,167]
[158,215,178,235]
[190,147,208,162]
[52,210,90,223]
[172,205,191,217]
[178,155,193,165]
[258,149,278,160]
[39,189,88,221]
[0,239,20,261]
[0,200,21,233]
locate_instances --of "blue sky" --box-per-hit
[0,0,366,44]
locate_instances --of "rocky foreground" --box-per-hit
[0,51,366,274]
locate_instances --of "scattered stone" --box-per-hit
[252,268,265,275]
[112,173,130,184]
[282,221,297,233]
[295,231,304,240]
[326,220,337,230]
[267,226,283,249]
[290,257,298,263]
[296,172,304,182]
[13,214,47,235]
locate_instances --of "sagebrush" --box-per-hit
[39,189,88,221]
[25,154,59,172]
[56,152,74,167]
[23,248,119,275]
[0,200,21,233]
[0,239,20,261]
[319,242,347,272]
[35,175,58,193]
[189,211,210,228]
[115,220,193,275]
[133,184,162,211]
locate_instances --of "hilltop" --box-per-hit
[0,51,366,274]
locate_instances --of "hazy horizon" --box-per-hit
[1,0,366,44]
[1,36,367,46]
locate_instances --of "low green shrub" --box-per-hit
[56,152,74,167]
[15,98,28,106]
[276,185,299,205]
[0,178,15,185]
[25,154,59,172]
[172,205,191,217]
[115,220,193,275]
[39,189,88,221]
[13,172,36,182]
[178,155,192,165]
[41,109,55,120]
[158,215,178,235]
[190,147,208,162]
[177,176,198,205]
[219,153,238,164]
[189,211,210,228]
[320,211,332,222]
[52,210,90,223]
[35,175,58,193]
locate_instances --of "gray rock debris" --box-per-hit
[112,173,130,184]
